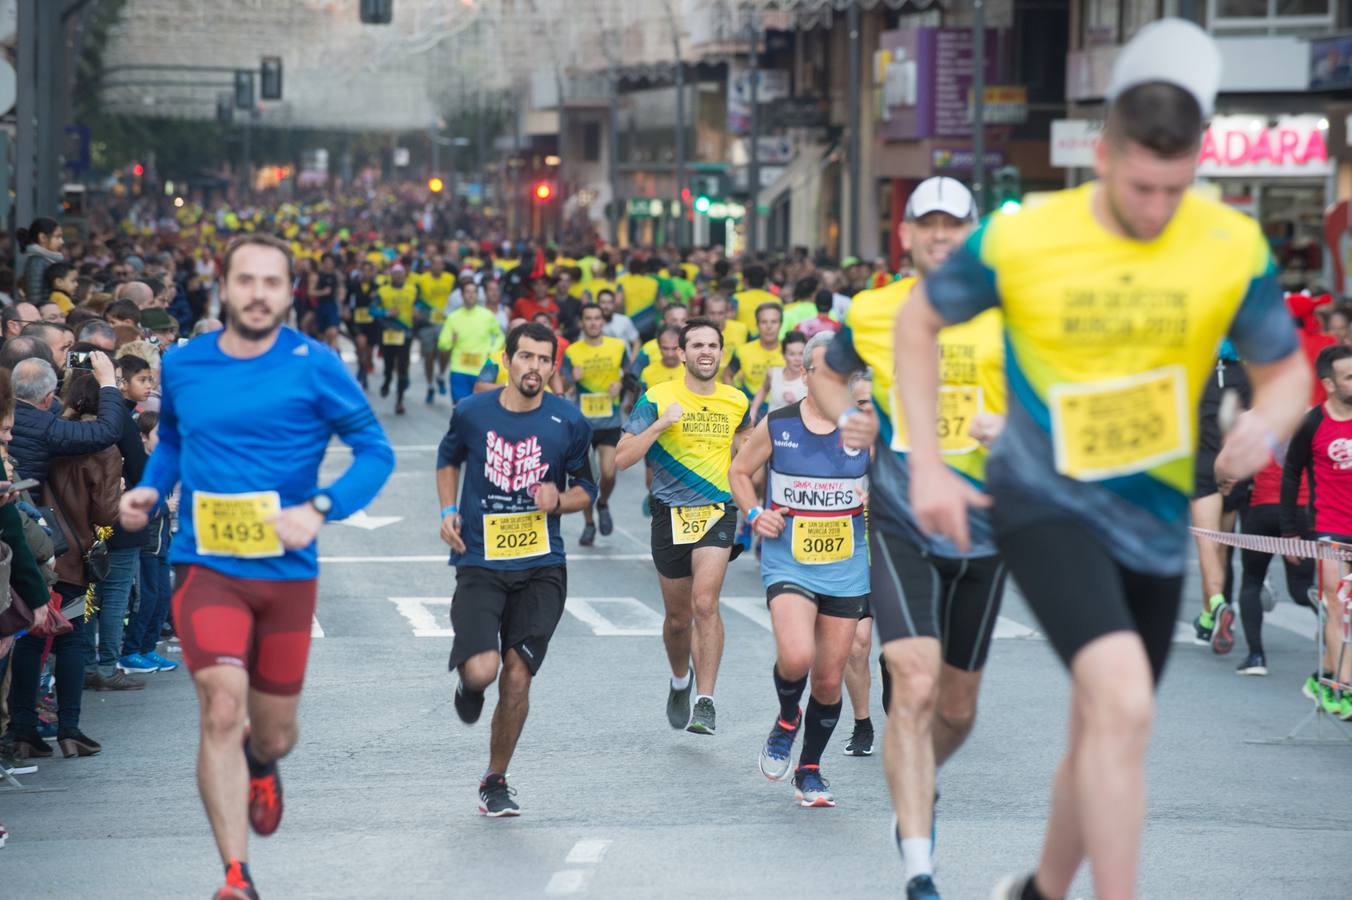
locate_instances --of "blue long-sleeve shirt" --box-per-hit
[139,326,395,580]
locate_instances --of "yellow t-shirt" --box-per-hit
[376,282,419,332]
[417,271,456,325]
[731,340,785,396]
[617,273,659,319]
[626,379,751,505]
[640,360,684,390]
[733,287,781,330]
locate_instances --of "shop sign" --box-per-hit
[969,85,1027,125]
[1050,119,1102,168]
[1197,115,1331,177]
[931,148,1005,172]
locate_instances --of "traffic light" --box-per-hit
[132,162,144,177]
[693,195,711,214]
[234,70,255,110]
[428,176,445,193]
[991,166,1022,214]
[532,181,555,202]
[260,56,283,101]
[360,0,393,24]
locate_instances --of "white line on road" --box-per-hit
[564,839,613,865]
[721,596,773,631]
[1262,603,1319,639]
[545,870,592,896]
[319,553,654,563]
[566,598,663,636]
[387,597,455,638]
[311,615,325,638]
[993,617,1038,639]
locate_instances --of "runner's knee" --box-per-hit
[200,685,247,740]
[250,724,297,761]
[460,651,501,690]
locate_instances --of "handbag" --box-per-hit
[28,590,73,638]
[44,489,109,583]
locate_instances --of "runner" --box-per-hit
[750,330,808,426]
[417,255,456,403]
[438,321,598,817]
[730,331,870,809]
[561,303,630,546]
[726,304,785,417]
[732,263,779,331]
[312,254,341,350]
[617,317,751,735]
[811,175,1007,900]
[842,371,880,757]
[375,264,418,415]
[437,279,503,404]
[632,325,685,517]
[345,260,381,390]
[118,234,395,900]
[891,22,1309,900]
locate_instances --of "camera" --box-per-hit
[69,351,93,370]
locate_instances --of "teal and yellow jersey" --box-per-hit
[826,275,1004,557]
[925,182,1299,575]
[562,336,630,430]
[376,282,419,343]
[624,379,750,506]
[417,271,456,324]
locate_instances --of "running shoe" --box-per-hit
[666,680,692,730]
[0,821,7,849]
[454,682,485,725]
[1191,613,1213,646]
[758,711,800,781]
[1303,672,1322,701]
[248,767,284,836]
[116,653,158,674]
[380,382,390,398]
[792,765,834,808]
[1210,600,1235,655]
[597,504,613,536]
[425,386,435,405]
[989,874,1036,900]
[395,402,406,415]
[1320,684,1343,717]
[1260,578,1276,613]
[144,651,179,672]
[213,860,259,900]
[1236,653,1268,676]
[687,697,716,735]
[437,377,448,396]
[478,773,520,817]
[1340,694,1352,722]
[843,717,874,756]
[906,875,941,900]
[579,523,596,547]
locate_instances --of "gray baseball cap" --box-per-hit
[1106,18,1221,117]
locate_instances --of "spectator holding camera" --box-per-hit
[8,350,123,486]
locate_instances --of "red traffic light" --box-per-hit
[132,163,144,177]
[532,181,554,202]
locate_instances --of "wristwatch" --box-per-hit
[309,493,334,518]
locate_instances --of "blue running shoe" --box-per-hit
[906,875,941,899]
[117,653,157,674]
[144,651,179,672]
[758,711,800,781]
[792,765,834,807]
[436,377,448,396]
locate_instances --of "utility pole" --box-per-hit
[846,1,860,259]
[746,14,760,255]
[972,0,987,214]
[608,58,621,245]
[660,0,687,248]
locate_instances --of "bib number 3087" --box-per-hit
[791,516,853,564]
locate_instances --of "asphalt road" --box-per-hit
[4,371,1350,899]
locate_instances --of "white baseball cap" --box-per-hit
[1105,18,1221,117]
[905,177,976,222]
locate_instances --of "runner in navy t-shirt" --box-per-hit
[436,321,598,817]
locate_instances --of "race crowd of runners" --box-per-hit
[0,19,1347,900]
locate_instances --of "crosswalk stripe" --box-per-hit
[565,598,663,636]
[721,596,773,631]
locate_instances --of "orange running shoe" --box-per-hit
[248,767,284,836]
[212,859,259,899]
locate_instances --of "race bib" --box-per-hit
[457,351,485,372]
[791,515,854,564]
[483,510,550,561]
[671,504,723,545]
[431,309,446,325]
[580,393,612,418]
[1049,365,1189,481]
[354,307,374,324]
[937,386,982,455]
[382,329,406,347]
[193,491,284,559]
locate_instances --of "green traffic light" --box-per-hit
[694,196,711,214]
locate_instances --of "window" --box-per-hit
[1209,0,1333,33]
[582,121,601,162]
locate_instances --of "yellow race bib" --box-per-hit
[580,393,612,419]
[671,504,724,545]
[193,491,284,559]
[457,351,485,371]
[937,386,982,455]
[382,329,407,347]
[484,511,549,560]
[354,307,374,324]
[431,309,446,325]
[1048,365,1189,481]
[791,515,854,564]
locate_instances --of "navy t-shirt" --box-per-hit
[437,389,598,570]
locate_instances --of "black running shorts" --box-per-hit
[591,427,622,448]
[447,565,566,677]
[868,528,1007,672]
[992,504,1182,685]
[649,498,738,579]
[765,582,869,620]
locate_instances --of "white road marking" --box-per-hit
[311,615,325,638]
[565,598,663,636]
[564,839,613,865]
[993,617,1038,639]
[721,596,773,631]
[545,870,591,895]
[1262,603,1320,639]
[332,510,404,530]
[387,597,455,638]
[327,444,439,453]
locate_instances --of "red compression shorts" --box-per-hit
[172,564,318,696]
